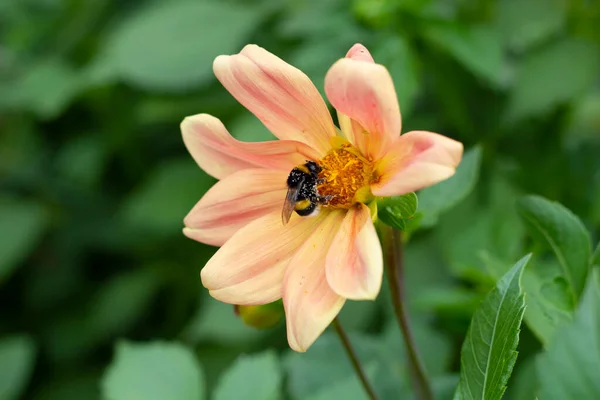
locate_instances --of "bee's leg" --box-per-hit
[316,178,326,185]
[319,194,336,204]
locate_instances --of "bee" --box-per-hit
[282,161,326,225]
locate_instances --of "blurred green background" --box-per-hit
[1,0,599,399]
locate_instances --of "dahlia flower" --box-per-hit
[181,43,462,352]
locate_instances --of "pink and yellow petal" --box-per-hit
[213,45,336,155]
[200,210,325,306]
[283,211,346,352]
[371,130,464,197]
[325,52,401,161]
[181,114,319,180]
[345,43,375,62]
[183,169,288,247]
[326,203,383,300]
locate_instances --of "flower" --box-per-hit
[181,43,463,352]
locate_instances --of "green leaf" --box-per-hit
[436,173,525,281]
[213,351,282,400]
[537,269,600,399]
[284,333,392,399]
[2,59,84,118]
[120,158,215,236]
[378,192,418,230]
[101,341,205,400]
[301,363,379,400]
[522,259,575,346]
[284,333,378,398]
[456,254,530,400]
[87,268,162,341]
[55,135,107,188]
[423,24,505,86]
[0,335,37,400]
[99,2,263,91]
[0,199,47,285]
[495,0,566,52]
[383,320,453,378]
[517,195,591,300]
[507,38,600,121]
[418,145,482,227]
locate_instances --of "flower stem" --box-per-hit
[332,317,379,400]
[382,225,433,400]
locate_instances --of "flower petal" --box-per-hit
[345,43,375,62]
[326,203,383,300]
[181,114,319,179]
[184,169,288,247]
[213,45,337,155]
[199,210,324,306]
[325,53,401,160]
[371,130,464,197]
[283,211,346,352]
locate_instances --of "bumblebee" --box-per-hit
[282,161,325,225]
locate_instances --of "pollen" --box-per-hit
[317,143,373,209]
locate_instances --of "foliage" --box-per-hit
[1,0,599,399]
[455,255,529,400]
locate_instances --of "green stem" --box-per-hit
[332,317,379,400]
[382,225,433,400]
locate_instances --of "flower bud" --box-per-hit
[234,300,284,329]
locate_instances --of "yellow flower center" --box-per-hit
[317,143,374,209]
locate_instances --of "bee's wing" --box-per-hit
[282,178,304,225]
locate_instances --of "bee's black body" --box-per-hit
[282,161,323,224]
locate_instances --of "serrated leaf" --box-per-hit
[456,254,530,400]
[98,2,263,91]
[418,145,482,227]
[101,341,204,400]
[214,351,282,400]
[537,269,600,399]
[507,38,600,121]
[423,24,505,86]
[0,199,47,285]
[0,336,37,400]
[517,195,591,300]
[378,192,418,230]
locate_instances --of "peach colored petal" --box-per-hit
[326,203,383,300]
[325,56,401,161]
[184,169,288,247]
[345,43,375,62]
[181,114,319,180]
[213,45,336,155]
[199,210,325,306]
[283,211,346,352]
[371,130,464,197]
